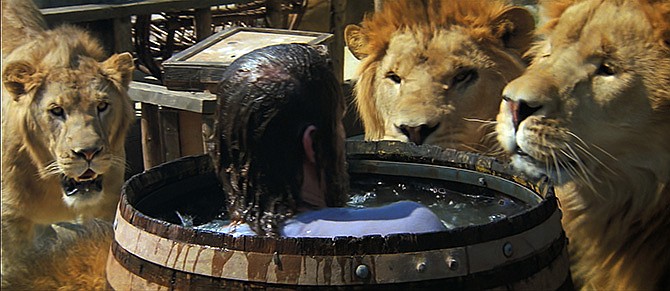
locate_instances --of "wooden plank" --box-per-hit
[159,109,181,162]
[128,82,217,114]
[141,103,163,169]
[178,111,205,157]
[41,0,249,24]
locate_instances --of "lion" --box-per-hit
[344,0,535,153]
[495,0,670,289]
[1,0,134,288]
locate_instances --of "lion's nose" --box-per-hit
[397,123,439,145]
[503,96,542,131]
[72,146,102,161]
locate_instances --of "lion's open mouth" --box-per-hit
[60,170,103,196]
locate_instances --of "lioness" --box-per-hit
[1,0,134,288]
[345,0,535,153]
[495,0,670,289]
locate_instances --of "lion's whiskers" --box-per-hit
[555,141,604,198]
[561,147,599,192]
[462,117,496,125]
[564,144,602,183]
[459,143,481,153]
[109,155,130,171]
[462,117,505,156]
[40,161,63,177]
[591,143,618,161]
[550,149,563,184]
[566,131,589,150]
[566,131,618,176]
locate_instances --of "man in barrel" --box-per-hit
[214,43,446,237]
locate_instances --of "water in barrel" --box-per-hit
[348,174,530,229]
[186,174,530,232]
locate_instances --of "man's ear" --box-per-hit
[302,125,318,164]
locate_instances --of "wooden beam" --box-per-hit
[128,82,217,114]
[41,0,248,24]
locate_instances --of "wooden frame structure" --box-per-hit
[40,0,354,170]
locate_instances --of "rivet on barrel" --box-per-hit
[447,257,459,271]
[355,264,370,279]
[503,242,514,258]
[478,177,487,186]
[416,262,427,273]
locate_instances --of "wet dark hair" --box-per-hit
[215,43,349,237]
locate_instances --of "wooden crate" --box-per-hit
[162,27,332,92]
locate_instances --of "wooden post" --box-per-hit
[159,110,181,162]
[140,103,163,169]
[266,0,288,28]
[178,111,205,156]
[112,16,133,53]
[330,0,347,84]
[194,7,213,41]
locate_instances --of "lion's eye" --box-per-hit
[97,102,109,112]
[596,63,616,76]
[385,72,402,84]
[49,106,64,117]
[453,69,477,85]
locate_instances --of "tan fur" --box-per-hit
[345,0,535,153]
[1,0,48,58]
[1,0,134,288]
[2,220,113,290]
[496,0,670,289]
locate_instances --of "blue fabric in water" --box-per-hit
[200,201,446,238]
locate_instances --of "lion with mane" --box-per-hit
[345,0,535,153]
[1,0,134,288]
[496,0,670,289]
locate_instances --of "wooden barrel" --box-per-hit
[107,141,573,290]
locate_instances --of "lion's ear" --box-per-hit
[345,24,368,60]
[102,52,134,88]
[2,61,39,101]
[493,7,536,53]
